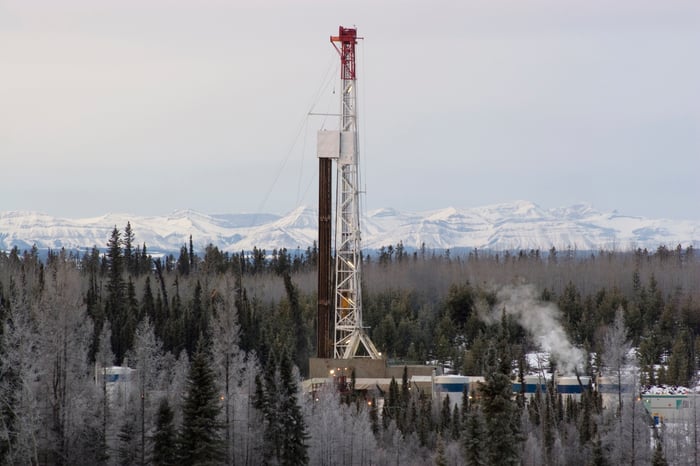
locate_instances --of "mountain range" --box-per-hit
[1,201,698,255]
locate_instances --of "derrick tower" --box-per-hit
[317,26,380,360]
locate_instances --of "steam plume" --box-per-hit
[483,284,584,374]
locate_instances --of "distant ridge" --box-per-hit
[1,201,698,254]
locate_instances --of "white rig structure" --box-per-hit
[318,27,380,359]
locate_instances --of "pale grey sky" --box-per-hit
[2,0,699,220]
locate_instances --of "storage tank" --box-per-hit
[95,365,136,406]
[597,375,634,407]
[596,375,634,394]
[555,375,591,399]
[512,375,548,396]
[433,375,483,407]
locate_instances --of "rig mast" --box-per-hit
[317,26,380,360]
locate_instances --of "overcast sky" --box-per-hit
[2,0,698,220]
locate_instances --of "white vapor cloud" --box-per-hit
[484,284,584,375]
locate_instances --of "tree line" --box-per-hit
[0,223,698,465]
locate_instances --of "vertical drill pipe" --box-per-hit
[317,157,333,358]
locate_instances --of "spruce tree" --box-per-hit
[408,398,418,436]
[667,327,693,386]
[481,342,521,466]
[440,395,451,434]
[254,351,309,465]
[434,434,447,466]
[184,281,204,357]
[124,221,135,275]
[463,404,485,466]
[117,418,138,466]
[281,267,308,375]
[460,386,470,426]
[542,393,555,462]
[253,372,275,457]
[141,276,155,323]
[400,365,410,428]
[178,341,224,465]
[189,235,196,272]
[579,389,594,445]
[152,398,177,466]
[384,377,399,430]
[589,434,608,466]
[177,246,190,276]
[450,404,461,441]
[651,441,669,466]
[120,277,138,356]
[106,226,127,363]
[369,397,379,435]
[417,391,433,447]
[278,351,309,465]
[140,243,152,275]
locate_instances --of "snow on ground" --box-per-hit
[642,385,696,395]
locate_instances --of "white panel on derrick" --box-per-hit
[338,131,355,165]
[317,130,340,159]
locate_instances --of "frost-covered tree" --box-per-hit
[36,263,96,465]
[93,320,115,464]
[598,307,650,465]
[603,391,650,466]
[0,299,41,465]
[159,349,189,430]
[601,308,632,413]
[117,414,138,466]
[305,385,378,466]
[231,353,263,466]
[210,277,246,465]
[126,318,164,465]
[600,343,648,466]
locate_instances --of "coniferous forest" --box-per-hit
[1,224,699,465]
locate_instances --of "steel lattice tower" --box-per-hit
[318,26,380,360]
[331,27,380,360]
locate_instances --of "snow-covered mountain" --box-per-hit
[1,201,698,254]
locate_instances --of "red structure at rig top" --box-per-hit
[331,26,357,81]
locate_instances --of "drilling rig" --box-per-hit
[314,26,381,370]
[331,27,380,360]
[308,25,435,391]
